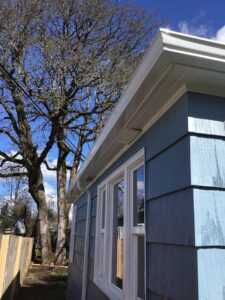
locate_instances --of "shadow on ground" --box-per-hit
[15,266,68,300]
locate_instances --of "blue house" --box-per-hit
[67,29,225,300]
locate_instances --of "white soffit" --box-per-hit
[71,28,225,201]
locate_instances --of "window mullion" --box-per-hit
[124,167,135,300]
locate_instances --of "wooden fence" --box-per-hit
[0,234,33,300]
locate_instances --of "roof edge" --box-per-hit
[70,28,225,203]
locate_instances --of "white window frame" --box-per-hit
[94,148,145,300]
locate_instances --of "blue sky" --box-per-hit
[1,0,225,203]
[134,0,225,41]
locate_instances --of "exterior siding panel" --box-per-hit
[144,94,188,161]
[197,249,225,300]
[194,189,225,246]
[191,136,225,188]
[146,244,198,300]
[67,194,88,300]
[86,280,109,300]
[68,93,190,300]
[146,136,190,200]
[188,93,225,137]
[188,93,225,300]
[146,188,194,245]
[68,92,225,300]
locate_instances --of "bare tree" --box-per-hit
[0,0,161,264]
[0,0,58,263]
[40,0,161,264]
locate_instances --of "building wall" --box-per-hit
[67,92,225,300]
[67,193,88,300]
[189,93,225,300]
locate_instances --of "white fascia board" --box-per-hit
[161,28,225,59]
[71,32,165,193]
[71,29,225,202]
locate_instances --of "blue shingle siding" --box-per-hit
[146,244,198,300]
[193,189,225,247]
[68,92,225,300]
[146,136,191,199]
[187,94,225,300]
[67,193,88,300]
[146,188,195,245]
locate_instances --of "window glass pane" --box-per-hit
[112,179,124,289]
[101,190,106,229]
[133,165,145,226]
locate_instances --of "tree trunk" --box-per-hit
[38,199,53,264]
[55,145,69,265]
[55,202,70,264]
[29,168,53,264]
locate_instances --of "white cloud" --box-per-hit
[178,21,210,38]
[177,10,214,39]
[178,21,189,34]
[41,159,71,182]
[44,182,57,209]
[44,182,56,196]
[137,180,144,191]
[178,13,225,45]
[41,159,57,181]
[214,25,225,42]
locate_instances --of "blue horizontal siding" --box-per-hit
[191,136,225,188]
[86,280,109,300]
[76,204,87,223]
[188,92,225,300]
[69,92,225,300]
[197,249,225,300]
[69,93,191,300]
[188,92,225,137]
[67,194,88,300]
[146,243,198,300]
[194,189,225,247]
[146,136,190,199]
[146,188,194,245]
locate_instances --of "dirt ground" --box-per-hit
[15,265,68,300]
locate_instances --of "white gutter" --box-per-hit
[71,28,225,202]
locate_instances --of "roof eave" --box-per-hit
[70,29,225,203]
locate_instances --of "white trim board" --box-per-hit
[94,149,145,300]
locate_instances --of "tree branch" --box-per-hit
[0,172,28,178]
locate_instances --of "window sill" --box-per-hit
[94,276,122,300]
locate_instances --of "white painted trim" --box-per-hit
[127,156,145,300]
[94,149,145,300]
[81,192,91,300]
[69,204,77,263]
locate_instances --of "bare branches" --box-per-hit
[0,0,161,182]
[0,172,28,178]
[37,124,58,166]
[43,160,57,171]
[0,151,24,166]
[0,0,161,263]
